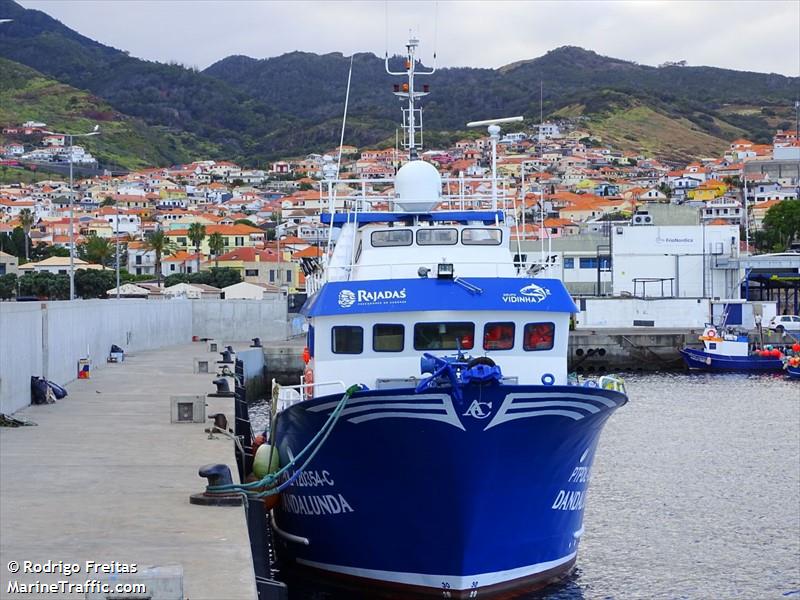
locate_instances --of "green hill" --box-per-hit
[0,57,222,170]
[1,0,797,165]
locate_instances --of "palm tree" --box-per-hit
[144,229,175,286]
[207,232,225,268]
[187,222,206,254]
[18,208,34,262]
[81,234,113,269]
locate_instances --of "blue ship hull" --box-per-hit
[680,347,784,372]
[271,383,626,596]
[787,365,800,379]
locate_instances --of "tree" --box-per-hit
[75,269,116,299]
[144,229,175,286]
[234,219,256,227]
[187,222,206,254]
[0,274,17,300]
[18,208,35,262]
[757,200,800,252]
[17,272,69,300]
[79,234,113,269]
[207,232,225,268]
[100,196,115,207]
[0,227,26,258]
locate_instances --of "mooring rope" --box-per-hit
[206,384,359,498]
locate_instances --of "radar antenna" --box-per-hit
[386,35,436,159]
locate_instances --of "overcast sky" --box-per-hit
[20,0,800,77]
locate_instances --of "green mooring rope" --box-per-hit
[207,384,360,498]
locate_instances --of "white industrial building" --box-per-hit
[611,224,740,299]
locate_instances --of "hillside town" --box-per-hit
[1,119,798,302]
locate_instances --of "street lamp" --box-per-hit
[42,125,100,300]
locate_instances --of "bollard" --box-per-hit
[189,464,242,506]
[208,377,234,398]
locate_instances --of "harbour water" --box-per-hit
[250,373,800,599]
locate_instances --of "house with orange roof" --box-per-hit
[166,223,265,255]
[201,247,300,292]
[687,179,728,201]
[750,199,784,230]
[161,251,202,277]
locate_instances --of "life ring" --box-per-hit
[706,328,717,339]
[541,373,555,386]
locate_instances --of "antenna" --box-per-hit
[467,116,524,210]
[336,55,354,177]
[386,35,436,159]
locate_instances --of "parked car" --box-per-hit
[768,315,800,333]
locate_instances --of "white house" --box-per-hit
[163,282,221,300]
[221,281,280,300]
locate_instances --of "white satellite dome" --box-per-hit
[394,160,441,213]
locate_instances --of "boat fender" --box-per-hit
[253,444,282,511]
[541,373,555,386]
[705,356,712,365]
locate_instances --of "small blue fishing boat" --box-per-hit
[679,326,784,372]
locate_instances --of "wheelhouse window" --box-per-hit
[462,228,503,245]
[416,228,458,246]
[414,322,474,350]
[523,322,555,351]
[371,230,413,247]
[373,324,404,352]
[483,322,515,350]
[331,326,363,354]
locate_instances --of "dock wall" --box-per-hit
[576,298,711,328]
[0,298,287,415]
[192,298,288,343]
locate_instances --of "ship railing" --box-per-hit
[320,260,524,282]
[319,175,516,214]
[292,379,347,403]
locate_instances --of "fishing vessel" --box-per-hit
[679,325,784,372]
[262,38,628,598]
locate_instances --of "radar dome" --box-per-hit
[394,160,441,212]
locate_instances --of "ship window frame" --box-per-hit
[483,322,515,351]
[371,229,413,248]
[331,325,364,355]
[416,228,459,246]
[372,323,405,352]
[413,322,475,351]
[523,322,555,352]
[461,228,503,246]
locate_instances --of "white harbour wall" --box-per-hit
[0,298,287,415]
[576,298,712,329]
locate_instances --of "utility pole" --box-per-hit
[115,196,120,299]
[43,125,100,300]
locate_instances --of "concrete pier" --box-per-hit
[0,343,258,600]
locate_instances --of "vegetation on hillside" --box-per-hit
[1,0,798,164]
[0,57,220,169]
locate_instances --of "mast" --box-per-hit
[386,36,436,160]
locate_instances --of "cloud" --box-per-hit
[20,0,800,76]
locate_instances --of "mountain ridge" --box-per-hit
[1,0,798,166]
